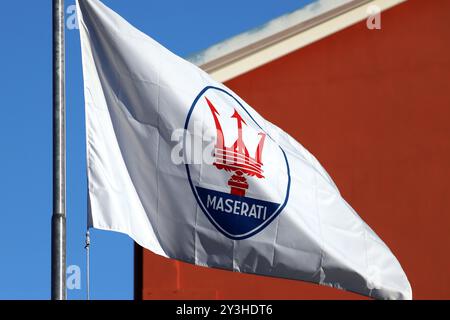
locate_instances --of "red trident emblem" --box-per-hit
[205,97,266,197]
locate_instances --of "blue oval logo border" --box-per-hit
[184,86,291,240]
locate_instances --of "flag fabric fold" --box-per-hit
[77,0,412,299]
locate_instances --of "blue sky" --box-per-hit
[0,0,314,300]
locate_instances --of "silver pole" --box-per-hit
[52,0,66,300]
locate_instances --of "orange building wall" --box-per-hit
[137,0,450,299]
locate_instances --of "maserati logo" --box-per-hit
[205,96,266,197]
[184,86,290,239]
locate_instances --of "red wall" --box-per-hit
[137,0,450,299]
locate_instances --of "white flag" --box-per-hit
[77,0,411,299]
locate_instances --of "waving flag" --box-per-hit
[77,0,411,299]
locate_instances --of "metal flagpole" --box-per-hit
[52,0,66,300]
